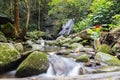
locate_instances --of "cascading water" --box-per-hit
[59,19,74,36]
[42,53,83,77]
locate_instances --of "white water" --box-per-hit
[42,53,83,77]
[59,19,74,35]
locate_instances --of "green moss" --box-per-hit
[95,52,120,66]
[98,44,112,54]
[0,43,20,66]
[0,43,20,73]
[15,51,49,77]
[76,54,90,62]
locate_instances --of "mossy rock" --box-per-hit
[98,44,112,54]
[1,22,15,36]
[71,37,82,43]
[95,52,120,66]
[70,43,83,50]
[0,32,7,42]
[58,38,72,45]
[0,43,20,73]
[15,51,49,77]
[14,43,24,53]
[76,54,90,62]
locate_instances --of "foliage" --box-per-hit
[27,30,45,39]
[48,0,93,23]
[73,18,91,32]
[90,0,114,26]
[74,0,120,32]
[109,14,120,29]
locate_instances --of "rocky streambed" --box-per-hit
[0,36,120,80]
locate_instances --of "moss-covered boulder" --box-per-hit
[98,44,112,54]
[76,54,90,62]
[15,51,49,77]
[0,32,7,42]
[0,43,20,73]
[95,52,120,66]
[1,22,15,37]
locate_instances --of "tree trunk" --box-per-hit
[24,0,30,34]
[14,0,21,36]
[38,0,40,31]
[9,0,13,19]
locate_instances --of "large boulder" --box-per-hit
[95,52,120,66]
[0,43,20,73]
[0,32,7,42]
[15,51,49,77]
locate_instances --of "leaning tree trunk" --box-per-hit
[14,0,21,36]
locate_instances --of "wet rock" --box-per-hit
[0,32,7,42]
[0,43,21,73]
[46,40,58,46]
[95,66,120,73]
[79,67,88,75]
[76,54,90,62]
[15,51,49,77]
[98,44,112,54]
[14,43,24,53]
[95,61,101,66]
[83,47,94,52]
[26,40,43,51]
[56,49,71,55]
[84,62,92,67]
[95,52,120,66]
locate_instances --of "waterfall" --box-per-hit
[59,19,74,35]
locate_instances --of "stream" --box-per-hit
[1,42,120,80]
